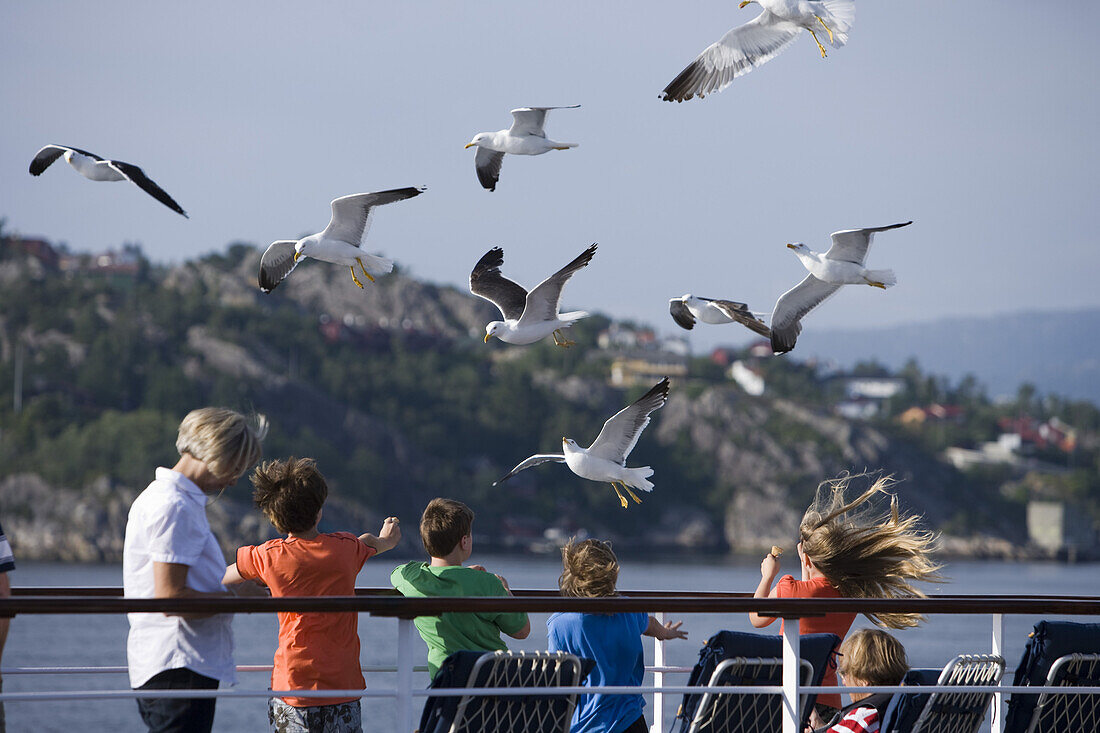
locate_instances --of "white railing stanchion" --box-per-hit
[782,617,801,733]
[397,617,417,733]
[991,613,1005,733]
[651,611,667,733]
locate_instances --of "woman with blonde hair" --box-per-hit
[548,539,688,733]
[124,407,269,733]
[748,473,941,719]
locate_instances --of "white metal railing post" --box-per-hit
[782,617,801,733]
[991,613,1005,733]
[651,611,666,733]
[397,618,417,733]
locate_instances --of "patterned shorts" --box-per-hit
[268,697,362,733]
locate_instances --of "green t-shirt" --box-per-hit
[390,561,529,678]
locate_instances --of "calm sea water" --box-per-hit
[4,556,1098,732]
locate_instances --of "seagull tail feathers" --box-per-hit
[622,467,655,493]
[558,310,589,324]
[865,269,897,288]
[820,0,855,46]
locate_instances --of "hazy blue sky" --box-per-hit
[2,1,1097,350]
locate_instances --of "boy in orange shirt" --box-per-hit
[223,457,400,733]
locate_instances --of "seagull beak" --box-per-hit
[484,333,492,343]
[786,243,797,250]
[293,251,302,261]
[739,0,751,7]
[465,142,476,149]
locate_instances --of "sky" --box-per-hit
[2,1,1098,351]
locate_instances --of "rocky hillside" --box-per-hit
[0,239,1033,562]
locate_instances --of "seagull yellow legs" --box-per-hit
[552,329,575,348]
[864,278,887,289]
[807,27,828,58]
[610,482,643,508]
[815,16,835,44]
[349,257,377,289]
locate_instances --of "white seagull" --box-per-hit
[493,378,671,509]
[669,294,772,337]
[471,243,596,348]
[660,0,855,102]
[258,187,425,293]
[769,221,911,353]
[465,106,580,191]
[28,144,188,217]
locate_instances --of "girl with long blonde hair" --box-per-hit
[748,473,942,718]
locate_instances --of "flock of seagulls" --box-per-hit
[24,1,915,508]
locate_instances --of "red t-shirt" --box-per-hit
[774,575,855,710]
[236,532,375,706]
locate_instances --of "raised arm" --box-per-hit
[359,516,401,554]
[749,552,781,628]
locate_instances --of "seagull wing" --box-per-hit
[258,241,301,293]
[107,160,189,218]
[29,145,70,175]
[587,377,671,464]
[661,12,803,102]
[493,454,566,486]
[321,187,426,247]
[470,247,528,321]
[475,147,505,191]
[710,299,773,338]
[669,299,696,330]
[508,106,580,137]
[770,274,842,354]
[825,221,912,265]
[519,243,597,326]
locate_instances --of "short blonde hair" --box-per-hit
[176,407,268,482]
[838,629,909,686]
[559,539,619,598]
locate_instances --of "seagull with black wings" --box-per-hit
[470,243,597,348]
[28,144,188,217]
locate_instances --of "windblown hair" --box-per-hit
[251,457,328,534]
[176,407,268,483]
[420,498,474,558]
[559,539,619,598]
[800,473,942,628]
[839,628,909,686]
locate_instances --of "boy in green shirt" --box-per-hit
[391,498,530,678]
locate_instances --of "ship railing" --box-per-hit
[3,589,1099,733]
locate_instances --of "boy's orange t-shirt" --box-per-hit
[775,574,855,710]
[236,532,375,707]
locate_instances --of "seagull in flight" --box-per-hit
[28,144,188,217]
[660,0,855,102]
[769,221,911,353]
[669,295,772,336]
[494,378,671,508]
[465,106,579,191]
[471,243,596,348]
[258,187,425,293]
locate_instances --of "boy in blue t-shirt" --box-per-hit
[547,539,687,733]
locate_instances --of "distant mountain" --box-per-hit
[793,309,1100,404]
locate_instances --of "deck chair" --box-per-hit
[673,630,842,733]
[1004,620,1100,733]
[418,650,590,733]
[685,656,814,733]
[878,654,1005,733]
[1021,654,1100,733]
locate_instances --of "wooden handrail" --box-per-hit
[2,592,1099,617]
